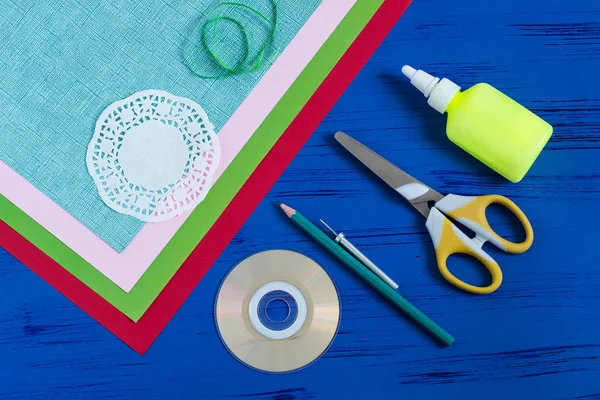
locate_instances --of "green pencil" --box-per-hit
[277,201,455,347]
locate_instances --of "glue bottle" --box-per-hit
[402,65,552,183]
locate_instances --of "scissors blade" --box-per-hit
[335,131,444,218]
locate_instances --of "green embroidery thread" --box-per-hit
[187,0,279,78]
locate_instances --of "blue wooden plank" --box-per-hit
[1,0,600,398]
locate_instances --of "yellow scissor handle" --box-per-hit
[425,208,503,295]
[434,194,534,254]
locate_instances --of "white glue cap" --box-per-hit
[401,65,461,114]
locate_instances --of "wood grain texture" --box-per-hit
[1,0,599,398]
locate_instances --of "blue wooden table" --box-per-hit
[1,0,599,398]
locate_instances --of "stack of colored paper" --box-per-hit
[0,0,412,353]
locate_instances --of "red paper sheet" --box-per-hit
[0,0,412,354]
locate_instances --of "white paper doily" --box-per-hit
[87,90,220,222]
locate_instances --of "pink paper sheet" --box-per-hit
[0,0,356,292]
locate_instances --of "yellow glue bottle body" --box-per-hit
[402,66,552,182]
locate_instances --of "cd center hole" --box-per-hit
[266,299,290,322]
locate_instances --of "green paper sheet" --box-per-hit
[0,0,385,321]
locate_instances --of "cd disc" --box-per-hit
[215,250,340,373]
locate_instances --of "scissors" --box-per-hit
[335,131,534,295]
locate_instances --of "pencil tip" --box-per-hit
[277,202,296,218]
[275,200,282,206]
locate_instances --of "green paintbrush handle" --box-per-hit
[291,211,455,347]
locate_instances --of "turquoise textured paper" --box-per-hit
[0,0,319,251]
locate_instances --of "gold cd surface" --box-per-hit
[215,250,340,373]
